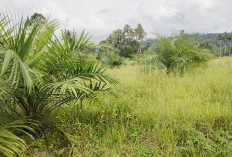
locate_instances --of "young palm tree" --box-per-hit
[152,33,210,74]
[0,14,118,117]
[0,13,118,156]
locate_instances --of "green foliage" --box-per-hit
[0,13,118,156]
[1,11,232,157]
[37,58,232,156]
[28,13,46,26]
[0,122,27,157]
[98,52,124,68]
[149,34,211,74]
[0,14,117,117]
[137,47,165,70]
[144,32,232,57]
[101,24,146,57]
[118,40,139,58]
[0,109,36,157]
[198,40,218,54]
[134,23,147,42]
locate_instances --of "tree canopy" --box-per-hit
[101,24,147,57]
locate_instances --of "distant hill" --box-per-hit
[189,33,220,44]
[143,38,159,46]
[144,33,221,46]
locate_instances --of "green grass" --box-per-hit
[29,57,232,156]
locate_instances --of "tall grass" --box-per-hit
[37,57,232,156]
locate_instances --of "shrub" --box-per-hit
[138,49,165,69]
[0,13,118,117]
[118,40,140,58]
[0,13,118,155]
[98,52,124,68]
[149,34,211,74]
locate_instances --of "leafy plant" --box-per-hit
[98,52,124,68]
[101,24,146,57]
[118,41,139,58]
[138,48,165,70]
[0,14,118,118]
[151,33,210,74]
[0,108,36,157]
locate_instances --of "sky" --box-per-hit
[1,0,232,42]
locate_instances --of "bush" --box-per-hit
[0,13,118,156]
[138,48,165,69]
[98,52,124,68]
[148,34,211,74]
[118,40,140,58]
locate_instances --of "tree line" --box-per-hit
[100,24,147,57]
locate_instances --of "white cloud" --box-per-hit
[1,0,232,41]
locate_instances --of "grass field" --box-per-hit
[31,57,232,156]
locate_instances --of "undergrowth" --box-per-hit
[27,57,232,157]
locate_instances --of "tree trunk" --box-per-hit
[224,45,227,56]
[229,42,231,56]
[219,42,222,57]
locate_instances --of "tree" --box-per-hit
[113,29,124,47]
[62,29,73,43]
[0,14,117,118]
[135,24,146,41]
[218,32,231,56]
[102,24,145,58]
[29,13,46,26]
[151,33,210,74]
[106,34,114,45]
[123,24,131,44]
[123,24,130,37]
[135,23,147,53]
[218,34,223,57]
[225,33,232,56]
[0,13,119,156]
[198,40,217,54]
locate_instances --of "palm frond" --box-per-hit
[0,14,59,92]
[0,115,37,157]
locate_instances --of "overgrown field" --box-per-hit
[32,57,232,156]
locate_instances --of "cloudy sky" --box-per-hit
[1,0,232,41]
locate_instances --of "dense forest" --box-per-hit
[0,12,232,157]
